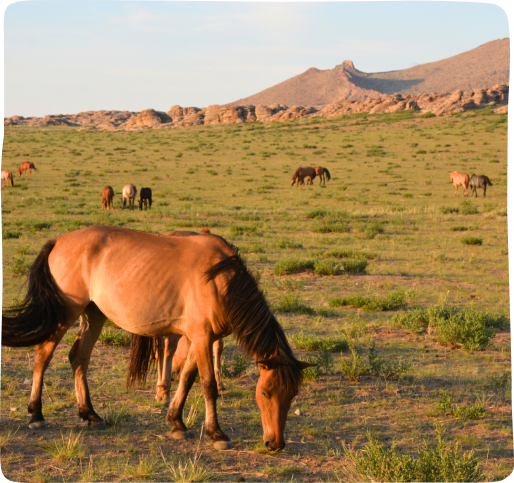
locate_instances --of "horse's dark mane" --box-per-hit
[205,252,303,392]
[292,167,301,179]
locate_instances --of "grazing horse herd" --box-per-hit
[0,156,495,452]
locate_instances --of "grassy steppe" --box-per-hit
[1,108,511,482]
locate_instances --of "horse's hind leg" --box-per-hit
[156,335,181,403]
[214,338,224,393]
[68,302,107,429]
[27,310,83,429]
[166,344,198,439]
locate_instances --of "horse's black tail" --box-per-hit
[2,240,68,347]
[486,176,493,186]
[127,334,156,388]
[323,168,331,181]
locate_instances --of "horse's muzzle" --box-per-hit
[265,440,286,451]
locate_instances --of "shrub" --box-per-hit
[440,206,459,214]
[12,255,31,276]
[3,229,21,239]
[460,200,478,215]
[305,209,328,219]
[330,290,406,312]
[451,226,469,231]
[314,259,340,275]
[347,424,483,482]
[364,222,385,239]
[300,356,321,382]
[392,306,509,351]
[367,342,410,380]
[461,236,482,246]
[436,391,486,420]
[292,333,348,352]
[99,329,131,346]
[340,346,367,382]
[341,259,368,273]
[312,220,350,233]
[274,238,303,249]
[326,249,376,260]
[421,111,436,118]
[231,354,249,377]
[274,258,315,275]
[316,348,335,374]
[273,294,314,315]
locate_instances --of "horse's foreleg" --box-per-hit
[214,338,224,393]
[194,338,231,449]
[27,313,80,429]
[166,344,198,439]
[68,302,107,429]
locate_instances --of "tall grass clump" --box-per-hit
[460,200,479,215]
[161,449,213,482]
[440,206,459,214]
[392,306,508,351]
[330,290,406,311]
[292,333,349,352]
[273,294,315,315]
[312,219,350,233]
[274,258,315,275]
[40,431,87,461]
[99,329,131,347]
[461,236,482,246]
[344,424,483,482]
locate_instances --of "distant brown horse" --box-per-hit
[101,186,114,210]
[1,170,14,188]
[291,167,316,186]
[2,226,313,451]
[18,162,36,177]
[313,167,331,185]
[449,171,469,196]
[122,184,137,210]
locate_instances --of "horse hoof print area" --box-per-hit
[213,440,232,451]
[170,430,191,440]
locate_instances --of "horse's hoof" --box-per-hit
[170,430,191,440]
[213,440,232,450]
[29,421,47,430]
[89,420,107,430]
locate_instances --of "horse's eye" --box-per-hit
[261,391,269,399]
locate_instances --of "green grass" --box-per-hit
[461,236,483,246]
[98,329,131,346]
[330,290,406,311]
[1,110,510,483]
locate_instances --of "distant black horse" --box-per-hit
[138,187,153,210]
[469,175,493,198]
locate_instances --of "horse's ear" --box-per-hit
[298,360,317,370]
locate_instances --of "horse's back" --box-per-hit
[123,184,137,198]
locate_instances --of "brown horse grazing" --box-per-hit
[1,170,14,188]
[132,229,224,403]
[122,184,137,210]
[138,187,152,211]
[18,161,37,177]
[101,186,114,210]
[449,171,469,196]
[2,226,313,451]
[291,167,316,186]
[313,167,331,185]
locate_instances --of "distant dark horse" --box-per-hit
[139,187,153,210]
[291,167,316,186]
[469,175,493,198]
[313,167,331,185]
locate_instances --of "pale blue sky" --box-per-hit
[3,1,510,117]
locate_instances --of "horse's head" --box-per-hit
[290,177,296,186]
[138,199,143,210]
[255,358,314,451]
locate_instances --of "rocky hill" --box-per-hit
[4,84,508,131]
[230,38,510,106]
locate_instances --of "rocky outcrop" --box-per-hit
[4,84,508,130]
